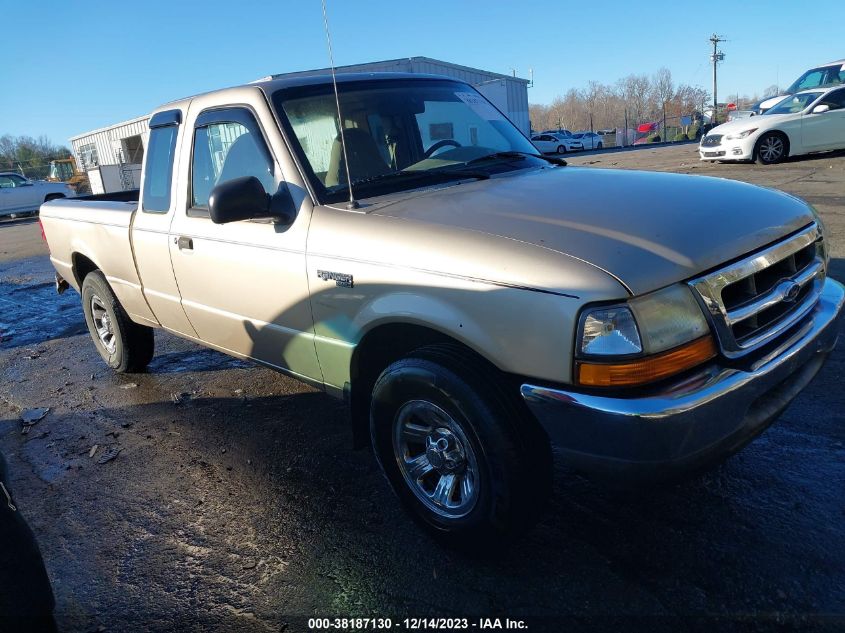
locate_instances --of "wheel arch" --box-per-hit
[347,320,510,449]
[756,129,791,158]
[71,252,101,288]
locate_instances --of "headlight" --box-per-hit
[724,128,758,140]
[579,306,642,355]
[576,285,716,387]
[628,285,710,353]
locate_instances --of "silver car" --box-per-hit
[0,172,74,217]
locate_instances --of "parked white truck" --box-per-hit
[40,73,844,545]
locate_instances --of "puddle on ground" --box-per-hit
[0,259,84,350]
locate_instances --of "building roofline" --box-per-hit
[69,113,151,142]
[265,56,530,84]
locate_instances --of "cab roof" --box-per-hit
[152,72,460,116]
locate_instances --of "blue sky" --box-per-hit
[2,0,843,146]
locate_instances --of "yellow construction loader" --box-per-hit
[47,158,90,194]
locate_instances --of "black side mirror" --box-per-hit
[208,176,296,225]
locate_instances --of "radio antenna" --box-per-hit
[321,0,358,209]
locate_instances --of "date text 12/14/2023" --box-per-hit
[307,617,529,630]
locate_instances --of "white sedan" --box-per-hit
[530,134,581,154]
[572,131,604,150]
[699,86,845,165]
[0,172,75,217]
[531,134,567,154]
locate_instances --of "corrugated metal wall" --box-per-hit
[70,116,150,170]
[279,57,531,135]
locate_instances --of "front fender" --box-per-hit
[310,274,591,391]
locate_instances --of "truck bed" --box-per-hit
[72,189,140,203]
[38,195,144,320]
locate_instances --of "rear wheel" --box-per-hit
[755,132,787,165]
[370,345,552,548]
[597,141,603,149]
[81,271,154,373]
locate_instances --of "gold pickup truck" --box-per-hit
[40,73,844,546]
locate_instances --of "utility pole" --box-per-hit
[710,34,725,125]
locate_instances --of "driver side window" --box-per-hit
[191,111,275,211]
[820,89,845,111]
[0,174,25,188]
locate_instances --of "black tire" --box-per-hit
[597,142,603,149]
[370,344,552,548]
[557,145,566,154]
[81,270,154,373]
[755,132,787,165]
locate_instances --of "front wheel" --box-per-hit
[755,133,787,165]
[370,345,552,548]
[81,271,154,373]
[557,145,566,154]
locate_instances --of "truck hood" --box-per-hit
[368,166,815,295]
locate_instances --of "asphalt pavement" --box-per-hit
[1,145,844,632]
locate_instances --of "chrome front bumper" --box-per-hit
[521,278,844,481]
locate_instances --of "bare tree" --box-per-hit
[528,68,710,134]
[653,67,675,107]
[617,74,653,123]
[763,84,781,98]
[0,134,71,175]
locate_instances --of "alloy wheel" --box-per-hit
[759,135,784,163]
[90,295,116,354]
[393,400,480,518]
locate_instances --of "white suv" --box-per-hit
[0,172,75,217]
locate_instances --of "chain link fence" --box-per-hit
[1,155,73,181]
[539,110,709,150]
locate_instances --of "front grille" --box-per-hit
[688,224,825,358]
[701,135,723,147]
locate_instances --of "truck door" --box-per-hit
[167,104,321,381]
[132,109,198,337]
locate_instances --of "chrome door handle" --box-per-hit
[177,236,193,250]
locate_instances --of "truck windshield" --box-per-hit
[271,79,543,203]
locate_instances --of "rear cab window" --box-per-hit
[142,109,182,213]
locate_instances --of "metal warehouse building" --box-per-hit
[69,56,530,193]
[69,115,149,194]
[267,56,531,135]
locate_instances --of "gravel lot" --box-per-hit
[1,144,844,632]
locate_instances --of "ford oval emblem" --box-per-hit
[782,281,801,303]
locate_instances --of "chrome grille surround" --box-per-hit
[688,224,825,358]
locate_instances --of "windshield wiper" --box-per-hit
[467,151,567,166]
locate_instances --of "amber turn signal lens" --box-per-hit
[576,336,717,387]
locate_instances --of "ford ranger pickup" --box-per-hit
[39,73,844,544]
